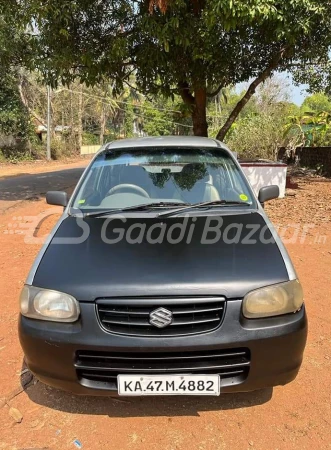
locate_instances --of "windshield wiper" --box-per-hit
[157,200,251,218]
[80,202,191,218]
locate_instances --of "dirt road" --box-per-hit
[0,164,330,450]
[0,161,86,213]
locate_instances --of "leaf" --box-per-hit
[9,407,23,423]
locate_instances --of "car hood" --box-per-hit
[33,212,289,301]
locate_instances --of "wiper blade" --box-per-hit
[158,200,251,218]
[82,202,191,218]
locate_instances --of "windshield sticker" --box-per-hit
[239,194,248,201]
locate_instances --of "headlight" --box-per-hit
[242,280,304,319]
[19,285,80,322]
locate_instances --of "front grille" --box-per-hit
[75,348,250,389]
[96,297,226,336]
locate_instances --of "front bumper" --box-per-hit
[19,300,308,395]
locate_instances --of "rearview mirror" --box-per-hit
[46,191,68,207]
[258,185,279,204]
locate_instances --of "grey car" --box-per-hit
[19,137,307,396]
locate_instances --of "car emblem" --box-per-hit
[149,307,173,328]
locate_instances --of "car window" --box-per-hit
[71,146,254,210]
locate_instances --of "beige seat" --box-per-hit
[172,164,221,203]
[178,180,220,203]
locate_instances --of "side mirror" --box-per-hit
[258,185,279,204]
[46,191,69,207]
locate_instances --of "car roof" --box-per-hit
[102,136,229,151]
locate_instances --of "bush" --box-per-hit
[0,141,33,162]
[225,113,285,160]
[30,142,47,160]
[310,128,331,147]
[82,132,99,145]
[50,140,75,160]
[0,150,6,162]
[104,132,118,143]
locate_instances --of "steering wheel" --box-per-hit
[107,184,150,198]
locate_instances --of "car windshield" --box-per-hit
[71,146,254,211]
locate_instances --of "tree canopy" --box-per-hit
[2,0,331,138]
[302,93,331,113]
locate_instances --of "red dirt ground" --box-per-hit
[0,156,91,178]
[0,170,330,450]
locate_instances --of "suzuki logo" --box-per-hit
[149,307,173,328]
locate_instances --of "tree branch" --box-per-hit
[18,77,47,127]
[216,47,290,141]
[206,82,225,98]
[178,81,195,105]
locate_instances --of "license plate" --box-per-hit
[117,374,220,396]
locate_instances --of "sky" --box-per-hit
[236,72,309,106]
[285,73,309,105]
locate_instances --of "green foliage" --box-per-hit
[0,150,6,162]
[142,97,192,136]
[207,78,296,158]
[82,132,99,145]
[284,111,331,147]
[0,72,31,141]
[301,93,331,114]
[142,102,174,136]
[3,0,330,137]
[0,70,34,160]
[293,63,331,98]
[50,140,65,160]
[50,139,79,159]
[0,11,34,75]
[312,128,331,147]
[224,88,296,159]
[225,113,284,159]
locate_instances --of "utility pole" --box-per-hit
[46,86,51,161]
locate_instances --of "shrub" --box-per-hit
[82,132,99,145]
[0,141,33,162]
[225,113,285,160]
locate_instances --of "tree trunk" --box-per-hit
[216,48,289,141]
[77,86,83,152]
[100,105,106,145]
[192,88,208,136]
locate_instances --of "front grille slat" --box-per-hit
[102,318,150,326]
[96,297,225,337]
[98,309,149,316]
[76,363,249,373]
[76,350,247,361]
[172,306,223,315]
[75,348,251,389]
[170,317,221,326]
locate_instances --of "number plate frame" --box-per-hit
[117,374,220,396]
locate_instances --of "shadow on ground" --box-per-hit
[0,167,84,202]
[23,374,273,418]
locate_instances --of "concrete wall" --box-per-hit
[81,145,100,155]
[278,146,331,176]
[241,163,287,198]
[295,147,331,175]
